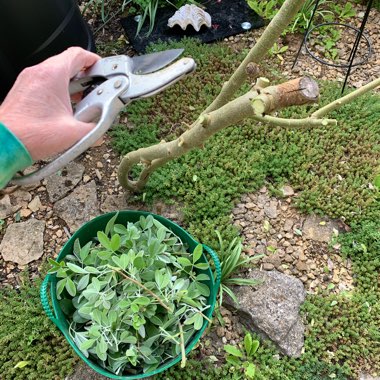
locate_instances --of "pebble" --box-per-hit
[231,187,354,293]
[83,175,91,183]
[263,263,274,270]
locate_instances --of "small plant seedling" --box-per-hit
[224,332,260,379]
[215,231,263,308]
[269,42,289,62]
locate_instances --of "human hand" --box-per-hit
[0,47,101,161]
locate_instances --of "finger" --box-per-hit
[71,91,83,103]
[65,47,101,78]
[40,47,100,79]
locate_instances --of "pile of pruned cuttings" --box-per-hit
[49,214,212,375]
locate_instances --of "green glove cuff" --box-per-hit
[0,122,33,189]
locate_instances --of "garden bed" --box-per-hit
[1,1,380,379]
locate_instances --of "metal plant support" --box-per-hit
[292,0,374,93]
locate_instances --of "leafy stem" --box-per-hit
[110,266,173,313]
[179,323,187,368]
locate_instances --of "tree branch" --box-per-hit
[118,77,320,191]
[252,114,337,128]
[251,77,319,115]
[311,77,380,118]
[203,0,307,113]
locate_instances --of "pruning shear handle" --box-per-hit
[11,51,196,186]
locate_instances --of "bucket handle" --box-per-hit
[203,244,221,291]
[40,274,60,327]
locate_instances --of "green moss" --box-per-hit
[0,274,77,379]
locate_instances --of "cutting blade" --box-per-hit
[131,48,184,74]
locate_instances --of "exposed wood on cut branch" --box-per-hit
[252,77,319,115]
[254,77,271,90]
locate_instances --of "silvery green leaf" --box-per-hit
[110,234,121,251]
[97,231,112,250]
[133,256,145,269]
[98,336,108,353]
[194,262,209,270]
[157,254,172,264]
[97,250,112,260]
[96,344,107,361]
[80,338,96,351]
[56,278,67,299]
[135,297,150,305]
[88,325,101,338]
[83,266,99,274]
[157,227,166,242]
[120,331,137,344]
[177,257,192,267]
[103,300,111,309]
[79,241,92,262]
[149,315,163,325]
[139,346,152,357]
[192,244,203,264]
[92,277,101,292]
[65,277,76,297]
[107,311,117,326]
[77,274,90,291]
[105,212,119,236]
[92,310,102,324]
[174,305,187,316]
[152,218,167,230]
[148,239,161,255]
[73,239,81,257]
[195,273,210,281]
[195,282,210,297]
[138,325,146,338]
[104,290,116,301]
[73,310,89,323]
[82,287,98,301]
[67,262,87,274]
[56,268,68,278]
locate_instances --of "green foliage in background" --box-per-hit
[0,274,77,380]
[247,0,355,33]
[247,0,356,62]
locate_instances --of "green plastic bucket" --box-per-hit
[40,210,221,379]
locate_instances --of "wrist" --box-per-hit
[0,121,33,189]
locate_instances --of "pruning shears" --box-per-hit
[11,49,196,186]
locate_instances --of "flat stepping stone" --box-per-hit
[0,219,45,265]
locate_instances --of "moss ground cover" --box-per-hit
[0,274,77,380]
